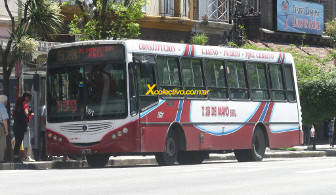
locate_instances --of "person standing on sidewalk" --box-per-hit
[303,125,310,146]
[13,97,26,163]
[0,95,9,162]
[22,91,35,162]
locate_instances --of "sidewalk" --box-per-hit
[1,139,335,170]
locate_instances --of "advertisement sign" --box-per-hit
[277,0,324,35]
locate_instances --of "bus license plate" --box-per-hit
[81,149,92,154]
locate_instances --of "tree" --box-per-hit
[1,0,63,161]
[68,0,146,40]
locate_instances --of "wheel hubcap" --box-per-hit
[166,137,176,157]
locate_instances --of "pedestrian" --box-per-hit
[327,121,333,146]
[303,125,310,146]
[22,91,35,162]
[0,95,9,162]
[13,97,26,163]
[310,125,316,149]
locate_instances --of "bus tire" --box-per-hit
[234,127,266,162]
[155,130,178,166]
[86,154,110,168]
[177,151,205,165]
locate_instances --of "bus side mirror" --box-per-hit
[140,60,150,78]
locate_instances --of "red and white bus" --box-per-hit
[46,40,303,167]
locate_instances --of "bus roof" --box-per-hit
[50,39,294,64]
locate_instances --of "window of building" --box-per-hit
[161,0,174,16]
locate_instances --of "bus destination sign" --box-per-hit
[48,44,125,65]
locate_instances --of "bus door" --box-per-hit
[133,54,159,152]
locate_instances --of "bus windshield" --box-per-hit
[47,62,127,122]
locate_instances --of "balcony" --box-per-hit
[199,0,229,22]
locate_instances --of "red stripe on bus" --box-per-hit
[183,45,190,56]
[190,45,195,57]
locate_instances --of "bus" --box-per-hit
[46,40,303,167]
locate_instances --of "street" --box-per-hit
[0,157,336,194]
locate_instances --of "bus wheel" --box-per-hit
[155,131,178,166]
[234,127,266,162]
[86,154,110,168]
[177,151,205,165]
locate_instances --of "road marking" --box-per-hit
[296,167,336,174]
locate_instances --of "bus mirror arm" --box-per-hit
[132,57,150,78]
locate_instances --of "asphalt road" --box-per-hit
[1,157,336,194]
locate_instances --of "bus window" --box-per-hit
[247,63,269,101]
[268,64,286,101]
[284,65,296,101]
[226,61,248,100]
[156,56,182,97]
[133,54,158,111]
[181,58,206,98]
[203,59,228,99]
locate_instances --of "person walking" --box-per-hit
[13,97,26,163]
[0,95,9,162]
[22,91,35,162]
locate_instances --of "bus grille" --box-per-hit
[60,122,113,134]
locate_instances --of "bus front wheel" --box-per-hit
[155,131,179,166]
[86,154,110,168]
[234,127,266,162]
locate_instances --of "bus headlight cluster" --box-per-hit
[48,133,63,143]
[111,128,129,140]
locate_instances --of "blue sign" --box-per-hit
[277,0,324,35]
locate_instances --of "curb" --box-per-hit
[1,150,336,170]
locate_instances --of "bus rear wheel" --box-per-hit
[155,131,178,166]
[234,127,266,162]
[177,151,205,165]
[86,154,110,168]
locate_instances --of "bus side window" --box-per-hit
[247,63,269,101]
[226,61,248,100]
[284,65,296,101]
[181,58,206,98]
[133,54,158,111]
[203,59,228,99]
[156,56,182,97]
[268,64,286,101]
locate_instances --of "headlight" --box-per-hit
[117,131,122,137]
[122,128,128,134]
[53,135,57,141]
[111,134,116,139]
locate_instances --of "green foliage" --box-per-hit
[26,0,63,39]
[299,78,336,125]
[326,18,336,46]
[191,33,209,45]
[69,0,145,40]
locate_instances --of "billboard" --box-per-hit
[277,0,324,35]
